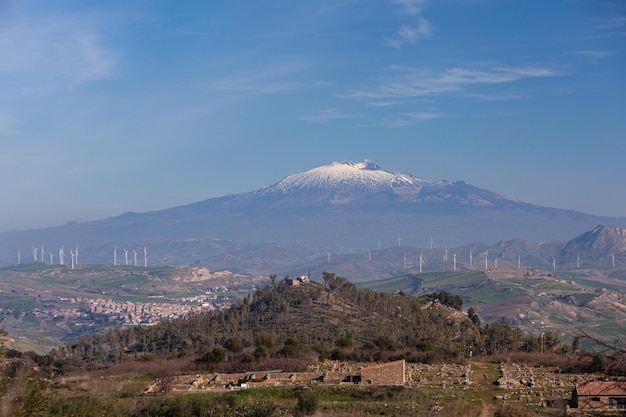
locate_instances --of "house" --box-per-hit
[284,277,300,286]
[572,381,626,412]
[284,275,311,286]
[360,359,406,385]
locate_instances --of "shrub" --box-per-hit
[294,388,319,416]
[224,337,244,353]
[201,348,226,363]
[335,336,353,348]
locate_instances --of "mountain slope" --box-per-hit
[0,161,625,266]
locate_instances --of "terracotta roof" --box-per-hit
[576,382,626,396]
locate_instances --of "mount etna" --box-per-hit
[1,161,624,267]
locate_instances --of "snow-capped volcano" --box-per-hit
[259,160,519,206]
[263,160,425,193]
[1,160,625,266]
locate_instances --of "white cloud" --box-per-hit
[377,110,443,128]
[347,65,558,99]
[571,50,615,59]
[467,93,525,101]
[0,8,117,90]
[367,101,399,107]
[379,117,415,128]
[405,111,443,120]
[298,108,351,124]
[394,0,425,16]
[386,0,431,48]
[597,16,626,29]
[207,64,331,95]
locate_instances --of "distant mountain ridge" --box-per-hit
[195,225,626,280]
[0,161,625,267]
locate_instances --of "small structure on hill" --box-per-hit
[361,359,406,385]
[285,275,310,286]
[572,381,626,412]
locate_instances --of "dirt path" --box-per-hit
[479,402,495,417]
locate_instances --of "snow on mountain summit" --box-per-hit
[262,160,428,194]
[255,160,524,207]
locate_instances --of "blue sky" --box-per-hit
[1,0,624,232]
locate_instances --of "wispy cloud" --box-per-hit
[570,50,615,59]
[367,101,400,107]
[597,16,626,29]
[298,108,351,124]
[378,110,444,128]
[0,9,117,90]
[207,65,331,95]
[394,0,425,16]
[467,93,525,101]
[347,65,558,99]
[386,0,431,48]
[405,111,443,120]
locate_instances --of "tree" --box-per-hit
[322,272,335,289]
[295,387,319,416]
[255,332,277,349]
[572,336,581,352]
[467,307,481,327]
[280,337,302,357]
[201,347,226,363]
[335,336,353,349]
[224,336,244,353]
[0,319,8,355]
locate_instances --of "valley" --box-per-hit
[0,264,264,353]
[1,252,624,355]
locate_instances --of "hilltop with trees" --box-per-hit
[1,273,625,416]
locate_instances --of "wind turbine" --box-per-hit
[124,248,129,266]
[494,255,498,269]
[133,249,138,267]
[143,247,148,267]
[49,253,53,265]
[17,250,21,265]
[577,253,580,268]
[453,253,457,271]
[444,246,448,262]
[419,252,424,274]
[378,240,382,250]
[74,246,79,266]
[59,247,65,266]
[469,250,473,267]
[484,250,488,269]
[518,256,521,270]
[114,246,117,266]
[612,254,616,267]
[32,246,37,262]
[403,252,406,269]
[70,250,75,270]
[41,244,44,262]
[552,256,557,270]
[368,250,371,262]
[327,252,331,263]
[397,236,403,247]
[428,237,436,249]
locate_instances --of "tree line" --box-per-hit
[46,272,588,370]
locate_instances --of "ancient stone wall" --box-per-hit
[361,360,405,385]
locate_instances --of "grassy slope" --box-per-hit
[359,267,626,349]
